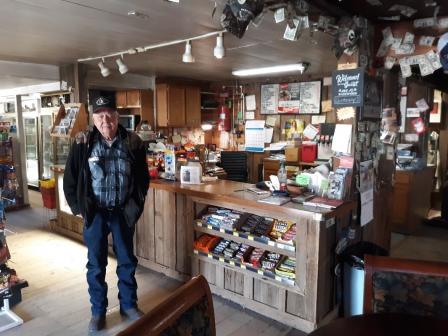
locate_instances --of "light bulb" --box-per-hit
[98,61,110,77]
[214,34,225,59]
[116,57,129,74]
[182,41,195,63]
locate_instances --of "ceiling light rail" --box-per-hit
[77,30,226,63]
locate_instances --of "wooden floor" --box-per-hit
[2,191,298,336]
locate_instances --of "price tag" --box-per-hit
[207,254,212,259]
[248,235,254,241]
[257,270,264,275]
[268,241,275,246]
[220,228,225,233]
[207,225,212,229]
[233,232,238,237]
[277,243,285,249]
[275,275,282,281]
[194,250,198,255]
[241,264,246,269]
[229,261,235,266]
[219,257,224,262]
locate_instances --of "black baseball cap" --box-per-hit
[92,95,116,113]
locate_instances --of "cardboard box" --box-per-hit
[285,146,299,162]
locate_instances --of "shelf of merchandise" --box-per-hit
[193,249,296,290]
[194,220,296,257]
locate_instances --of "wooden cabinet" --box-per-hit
[185,86,201,127]
[115,89,154,129]
[156,84,201,128]
[390,167,434,234]
[116,89,141,108]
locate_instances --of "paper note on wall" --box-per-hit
[245,94,256,111]
[332,124,352,154]
[360,189,374,226]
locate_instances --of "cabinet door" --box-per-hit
[126,90,141,107]
[116,91,127,108]
[156,84,169,127]
[167,85,186,127]
[185,86,201,127]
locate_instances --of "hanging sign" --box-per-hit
[332,68,364,108]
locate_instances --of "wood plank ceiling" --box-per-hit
[0,0,446,85]
[0,0,336,82]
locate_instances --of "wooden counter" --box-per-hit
[51,174,354,332]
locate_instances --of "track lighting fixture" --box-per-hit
[213,33,225,59]
[116,55,129,74]
[182,41,195,63]
[98,59,110,77]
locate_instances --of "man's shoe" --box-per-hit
[120,307,144,321]
[88,315,106,332]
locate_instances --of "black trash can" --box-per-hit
[338,241,388,316]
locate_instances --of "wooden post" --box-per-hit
[14,95,29,206]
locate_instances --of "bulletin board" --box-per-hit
[260,80,321,115]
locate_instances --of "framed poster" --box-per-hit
[361,76,382,119]
[260,81,322,114]
[332,68,364,108]
[278,82,301,113]
[260,84,279,114]
[299,80,321,114]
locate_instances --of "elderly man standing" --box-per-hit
[63,95,149,333]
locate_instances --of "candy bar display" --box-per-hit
[239,214,274,238]
[260,251,281,273]
[223,241,241,259]
[248,247,265,268]
[234,244,253,262]
[278,224,297,246]
[269,219,294,240]
[275,257,296,280]
[212,239,231,256]
[193,234,221,254]
[201,207,243,230]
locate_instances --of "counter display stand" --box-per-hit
[132,180,354,333]
[50,103,88,238]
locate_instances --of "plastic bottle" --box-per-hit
[277,160,287,192]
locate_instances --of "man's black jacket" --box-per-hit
[63,125,149,227]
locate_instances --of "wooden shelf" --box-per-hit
[194,220,296,257]
[50,103,88,138]
[193,250,297,291]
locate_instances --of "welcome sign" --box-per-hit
[332,68,364,108]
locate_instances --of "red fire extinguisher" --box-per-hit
[217,104,231,132]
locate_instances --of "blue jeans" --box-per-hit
[83,209,138,316]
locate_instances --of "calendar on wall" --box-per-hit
[244,120,266,152]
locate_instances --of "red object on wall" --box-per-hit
[301,143,317,163]
[217,104,231,132]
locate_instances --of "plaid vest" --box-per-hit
[88,134,131,208]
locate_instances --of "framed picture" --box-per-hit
[260,81,321,115]
[361,76,382,119]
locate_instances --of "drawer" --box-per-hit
[264,159,280,171]
[395,172,411,184]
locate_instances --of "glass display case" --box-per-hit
[23,115,39,187]
[53,137,71,165]
[40,114,54,179]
